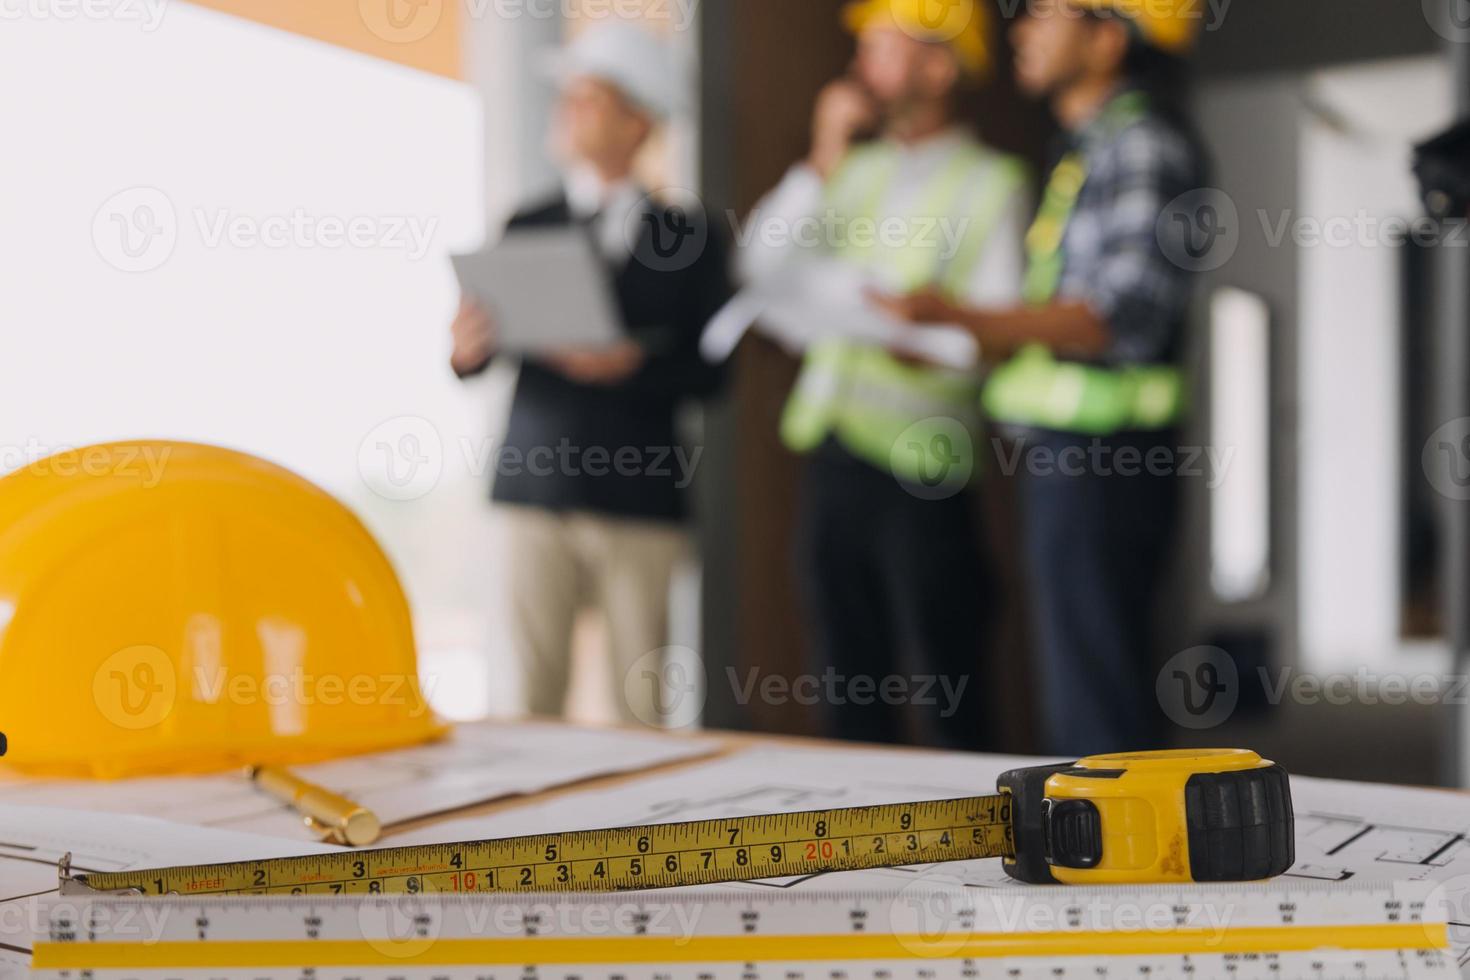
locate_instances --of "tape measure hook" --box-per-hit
[58,853,146,897]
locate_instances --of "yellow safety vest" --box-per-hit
[781,139,1027,492]
[984,93,1187,435]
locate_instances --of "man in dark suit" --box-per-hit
[450,23,729,726]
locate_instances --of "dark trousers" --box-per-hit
[1015,429,1180,757]
[793,443,995,752]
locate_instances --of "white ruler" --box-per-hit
[31,883,1454,980]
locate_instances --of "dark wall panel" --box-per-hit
[1194,0,1439,77]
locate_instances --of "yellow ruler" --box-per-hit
[69,796,1014,897]
[32,885,1453,979]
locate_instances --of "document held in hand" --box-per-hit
[452,228,625,353]
[700,257,981,370]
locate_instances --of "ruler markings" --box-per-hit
[32,885,1454,978]
[30,925,1453,969]
[78,798,1013,897]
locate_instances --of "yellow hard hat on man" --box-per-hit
[843,0,994,77]
[0,442,447,779]
[841,0,1202,79]
[1066,0,1205,54]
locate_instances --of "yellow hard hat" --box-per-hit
[843,0,992,77]
[0,442,447,779]
[1067,0,1204,54]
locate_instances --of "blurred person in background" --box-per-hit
[450,23,729,725]
[740,0,1028,751]
[876,0,1207,755]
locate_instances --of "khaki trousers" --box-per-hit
[499,506,688,725]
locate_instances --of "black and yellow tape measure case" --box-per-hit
[999,749,1294,885]
[69,749,1294,897]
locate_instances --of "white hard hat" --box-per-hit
[542,22,681,119]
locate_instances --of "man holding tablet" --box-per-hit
[450,23,729,726]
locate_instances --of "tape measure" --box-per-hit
[67,750,1294,896]
[33,884,1451,979]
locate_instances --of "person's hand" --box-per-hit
[450,295,497,375]
[809,79,879,178]
[867,287,964,325]
[544,341,646,385]
[869,288,978,368]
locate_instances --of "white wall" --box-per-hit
[0,3,509,718]
[1297,55,1454,672]
[0,2,707,726]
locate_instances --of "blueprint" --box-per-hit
[0,806,337,969]
[6,738,1470,975]
[401,744,1470,974]
[0,722,716,841]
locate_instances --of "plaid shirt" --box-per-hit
[1054,92,1205,366]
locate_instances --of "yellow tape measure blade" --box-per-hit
[74,795,1015,897]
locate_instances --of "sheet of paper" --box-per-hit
[12,741,1470,973]
[0,721,718,842]
[452,228,624,352]
[0,805,336,965]
[702,258,980,369]
[398,744,1046,891]
[1282,775,1470,972]
[0,951,26,980]
[400,745,1470,975]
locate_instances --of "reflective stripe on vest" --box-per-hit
[983,344,1185,435]
[781,140,1027,487]
[986,92,1186,435]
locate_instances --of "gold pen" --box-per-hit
[247,765,381,847]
